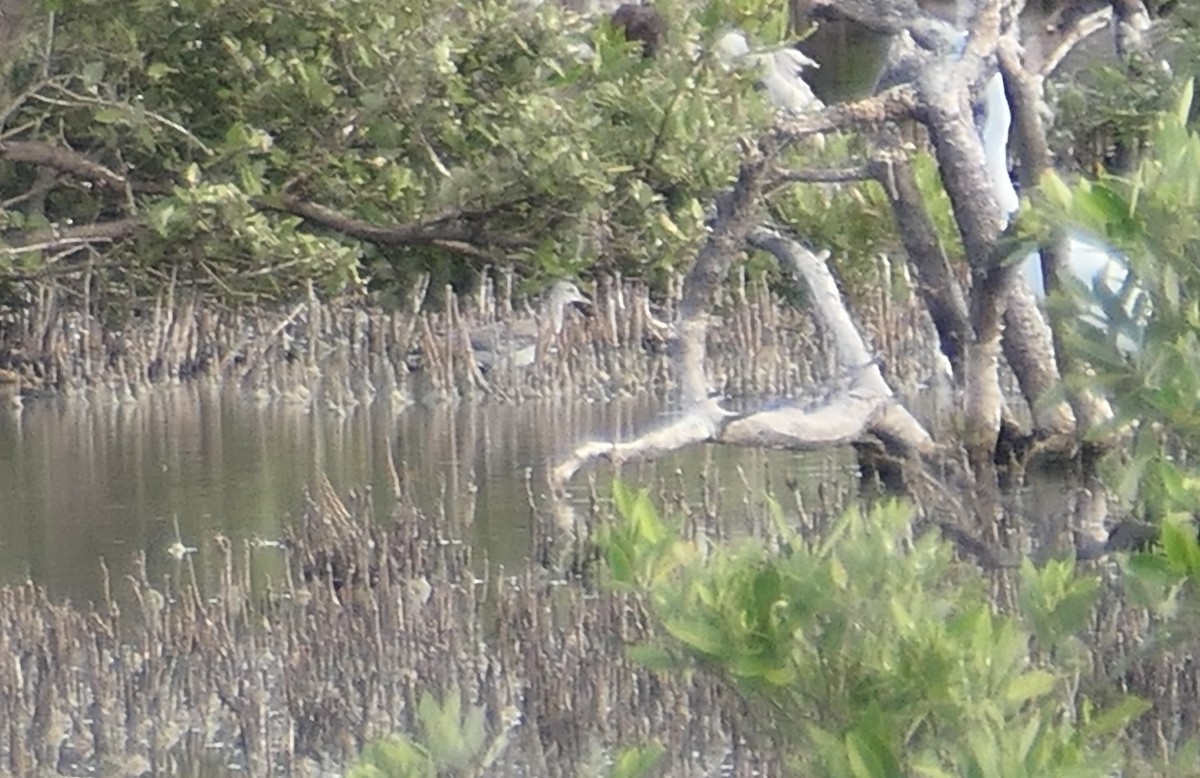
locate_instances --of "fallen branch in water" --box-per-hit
[552,226,934,488]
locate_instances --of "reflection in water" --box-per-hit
[0,388,850,604]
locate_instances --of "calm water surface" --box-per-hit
[0,387,852,604]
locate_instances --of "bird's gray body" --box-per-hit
[469,281,590,369]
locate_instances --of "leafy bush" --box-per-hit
[1,0,790,302]
[348,686,664,778]
[1034,79,1200,522]
[599,482,1148,776]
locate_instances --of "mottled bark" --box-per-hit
[1002,283,1076,435]
[997,38,1113,435]
[870,152,971,379]
[1111,0,1152,60]
[920,71,1012,456]
[552,226,934,487]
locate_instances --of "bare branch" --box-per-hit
[903,7,1011,456]
[552,414,717,485]
[747,227,933,452]
[552,225,934,488]
[868,150,971,379]
[0,138,172,196]
[770,165,872,186]
[676,140,774,407]
[0,139,127,189]
[1037,6,1113,76]
[1002,281,1077,434]
[996,36,1113,436]
[0,76,63,132]
[773,86,920,142]
[264,194,535,252]
[1,217,141,254]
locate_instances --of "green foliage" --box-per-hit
[1018,556,1100,651]
[349,685,664,778]
[599,485,1141,777]
[0,0,776,305]
[1031,80,1200,523]
[350,735,436,778]
[601,479,699,590]
[1047,59,1178,176]
[609,741,667,778]
[1034,76,1200,654]
[348,689,490,778]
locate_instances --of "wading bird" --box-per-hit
[469,280,592,370]
[713,29,824,113]
[976,69,1142,351]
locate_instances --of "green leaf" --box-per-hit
[1160,519,1200,576]
[1087,695,1151,738]
[626,644,678,671]
[808,724,851,775]
[146,62,175,80]
[1040,170,1076,212]
[1004,670,1058,705]
[829,557,849,590]
[93,107,126,124]
[1175,78,1194,127]
[664,618,728,657]
[845,731,887,778]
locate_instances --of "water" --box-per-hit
[0,0,1109,611]
[0,387,852,604]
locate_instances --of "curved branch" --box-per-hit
[263,194,534,251]
[674,140,775,407]
[2,217,140,254]
[747,227,933,453]
[552,226,933,488]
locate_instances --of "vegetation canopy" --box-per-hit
[0,0,794,304]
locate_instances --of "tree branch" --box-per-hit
[868,149,971,379]
[770,165,872,186]
[0,138,171,194]
[1035,5,1113,76]
[746,227,933,453]
[909,5,1013,456]
[805,0,962,50]
[0,139,127,189]
[996,37,1113,436]
[1,217,141,254]
[773,85,921,143]
[552,226,933,488]
[263,194,535,251]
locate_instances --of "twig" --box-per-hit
[0,76,63,132]
[37,84,215,155]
